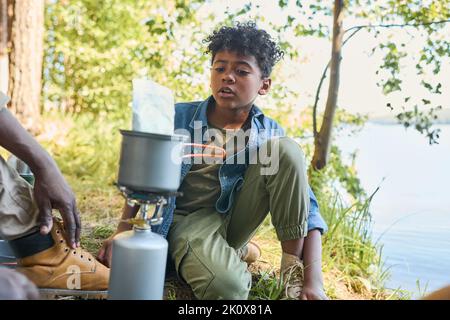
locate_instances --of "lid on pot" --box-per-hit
[120,129,188,142]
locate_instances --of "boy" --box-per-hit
[99,22,328,300]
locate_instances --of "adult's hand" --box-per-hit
[34,165,81,249]
[0,268,40,300]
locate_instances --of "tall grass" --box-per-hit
[320,189,390,298]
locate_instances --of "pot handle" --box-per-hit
[182,143,226,159]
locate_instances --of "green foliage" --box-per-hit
[43,0,208,117]
[307,141,364,202]
[43,0,308,117]
[39,112,125,187]
[354,1,449,142]
[376,42,407,94]
[396,105,442,144]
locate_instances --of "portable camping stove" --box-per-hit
[117,185,182,229]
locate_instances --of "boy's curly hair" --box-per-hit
[203,21,284,78]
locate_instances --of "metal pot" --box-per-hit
[118,130,227,193]
[118,130,188,193]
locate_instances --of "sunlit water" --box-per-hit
[338,122,450,298]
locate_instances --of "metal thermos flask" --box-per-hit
[108,226,168,300]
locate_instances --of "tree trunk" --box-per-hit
[0,0,12,93]
[311,0,344,170]
[7,0,44,132]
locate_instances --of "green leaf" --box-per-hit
[278,0,289,8]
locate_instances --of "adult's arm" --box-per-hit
[0,106,80,248]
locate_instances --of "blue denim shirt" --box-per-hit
[152,96,328,237]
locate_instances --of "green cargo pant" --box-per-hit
[167,137,310,299]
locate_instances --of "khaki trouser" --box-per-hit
[168,137,310,299]
[0,155,39,240]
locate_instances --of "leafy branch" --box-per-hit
[312,19,450,138]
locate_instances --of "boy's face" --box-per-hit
[210,50,271,112]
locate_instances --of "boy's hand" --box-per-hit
[301,229,328,300]
[98,208,136,267]
[300,282,329,300]
[98,236,115,267]
[98,226,129,267]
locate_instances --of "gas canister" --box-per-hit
[108,225,168,300]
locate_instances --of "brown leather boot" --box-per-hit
[16,218,109,291]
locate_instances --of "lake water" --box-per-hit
[338,122,450,298]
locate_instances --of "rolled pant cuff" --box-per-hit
[276,224,308,242]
